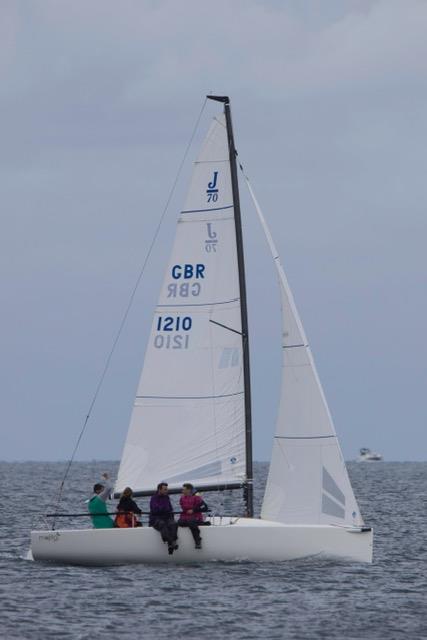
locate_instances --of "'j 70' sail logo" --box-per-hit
[206,171,219,203]
[205,223,218,252]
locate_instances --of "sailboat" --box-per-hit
[30,96,373,564]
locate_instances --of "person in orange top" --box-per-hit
[115,487,142,528]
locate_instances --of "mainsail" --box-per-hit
[242,174,363,527]
[116,114,247,495]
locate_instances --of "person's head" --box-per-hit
[157,482,168,495]
[122,487,133,498]
[182,483,194,496]
[93,483,104,494]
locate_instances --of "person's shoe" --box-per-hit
[195,540,202,549]
[174,544,179,551]
[168,545,174,555]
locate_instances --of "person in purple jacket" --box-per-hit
[149,482,178,555]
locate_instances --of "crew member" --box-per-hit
[115,487,142,528]
[87,472,114,529]
[149,482,178,555]
[178,483,208,549]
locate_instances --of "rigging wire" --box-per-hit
[51,98,208,526]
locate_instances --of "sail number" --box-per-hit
[154,315,192,350]
[154,334,190,349]
[156,316,192,331]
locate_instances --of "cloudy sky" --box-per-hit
[1,0,426,462]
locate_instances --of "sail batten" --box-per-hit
[275,435,336,440]
[181,204,233,214]
[136,392,244,400]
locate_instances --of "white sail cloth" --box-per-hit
[116,115,246,495]
[242,175,363,527]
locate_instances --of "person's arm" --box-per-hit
[98,473,113,502]
[130,498,142,515]
[166,496,174,517]
[149,495,157,513]
[193,497,209,513]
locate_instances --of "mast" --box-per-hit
[207,95,253,517]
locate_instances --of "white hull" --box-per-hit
[30,518,373,565]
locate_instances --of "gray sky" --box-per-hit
[1,0,426,462]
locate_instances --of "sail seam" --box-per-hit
[274,435,336,440]
[178,216,233,225]
[181,205,233,214]
[136,391,244,400]
[194,158,228,164]
[157,297,239,308]
[282,343,307,349]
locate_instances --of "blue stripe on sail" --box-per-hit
[136,391,244,400]
[157,297,239,308]
[181,205,233,214]
[274,435,336,440]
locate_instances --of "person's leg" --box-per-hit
[187,522,202,547]
[165,521,178,554]
[169,520,178,542]
[154,520,177,553]
[153,520,169,543]
[178,520,201,545]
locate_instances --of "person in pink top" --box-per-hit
[178,483,208,549]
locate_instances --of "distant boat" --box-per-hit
[30,96,372,565]
[358,448,383,462]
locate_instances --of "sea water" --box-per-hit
[0,461,426,639]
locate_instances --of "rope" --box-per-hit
[46,511,211,517]
[51,98,208,527]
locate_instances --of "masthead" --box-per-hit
[207,95,230,104]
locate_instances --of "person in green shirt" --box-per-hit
[87,472,115,529]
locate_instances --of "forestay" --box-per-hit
[242,175,363,527]
[116,114,246,495]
